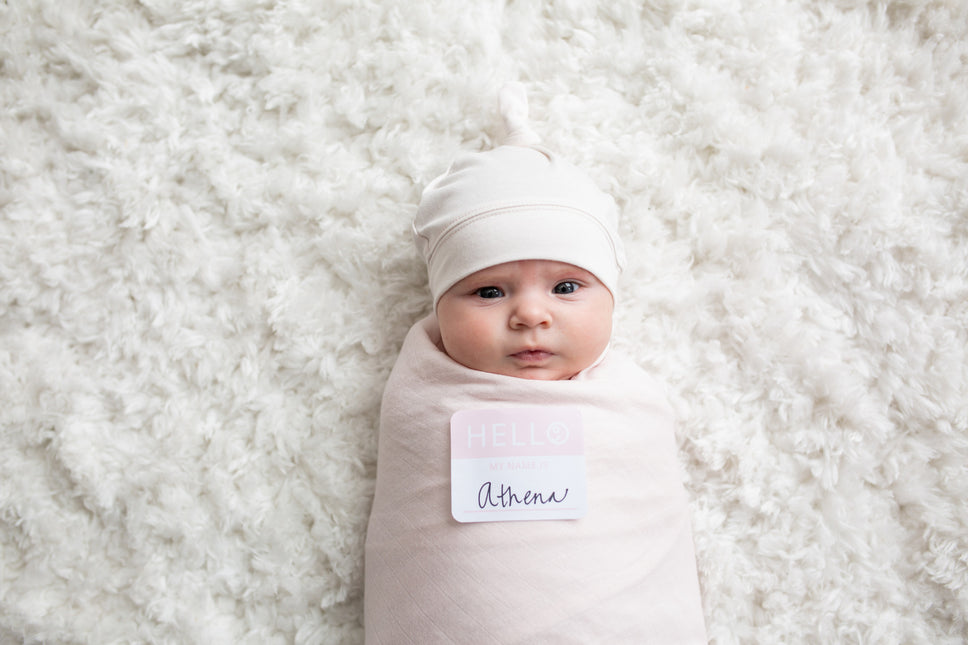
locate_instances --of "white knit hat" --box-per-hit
[412,84,626,305]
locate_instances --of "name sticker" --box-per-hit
[450,406,587,523]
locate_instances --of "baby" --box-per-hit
[435,256,613,381]
[364,85,707,643]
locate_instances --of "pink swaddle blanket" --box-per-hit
[364,315,707,643]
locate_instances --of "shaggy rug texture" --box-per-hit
[2,0,967,643]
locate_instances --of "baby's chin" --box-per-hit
[483,363,583,381]
[509,368,575,381]
[444,348,587,380]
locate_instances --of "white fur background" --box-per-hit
[2,0,967,643]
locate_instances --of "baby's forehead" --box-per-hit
[464,260,598,281]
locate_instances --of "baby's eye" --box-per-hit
[476,286,504,299]
[553,281,580,295]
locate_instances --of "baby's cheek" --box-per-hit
[441,324,486,367]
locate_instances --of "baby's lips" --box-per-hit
[510,349,553,362]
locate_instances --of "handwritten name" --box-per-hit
[477,481,569,509]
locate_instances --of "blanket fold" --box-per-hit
[364,315,707,644]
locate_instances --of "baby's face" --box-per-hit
[436,260,614,380]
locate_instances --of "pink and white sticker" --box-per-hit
[450,406,587,523]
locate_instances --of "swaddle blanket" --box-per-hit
[364,316,707,644]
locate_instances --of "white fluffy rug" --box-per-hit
[2,1,967,643]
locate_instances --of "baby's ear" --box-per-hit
[499,83,541,147]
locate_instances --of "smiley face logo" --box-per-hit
[546,421,570,445]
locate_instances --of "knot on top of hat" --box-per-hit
[499,82,541,147]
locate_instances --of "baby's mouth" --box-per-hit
[510,349,553,363]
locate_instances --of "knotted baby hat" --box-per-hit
[412,83,626,305]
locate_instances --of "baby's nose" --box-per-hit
[509,297,552,328]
